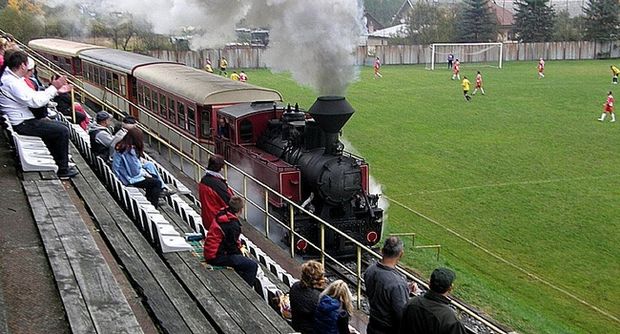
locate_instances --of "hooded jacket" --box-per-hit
[314,295,350,334]
[203,210,242,261]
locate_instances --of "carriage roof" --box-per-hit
[28,39,104,58]
[218,102,291,119]
[133,64,283,105]
[79,49,177,75]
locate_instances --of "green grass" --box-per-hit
[241,60,620,334]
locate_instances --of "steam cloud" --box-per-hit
[42,0,363,95]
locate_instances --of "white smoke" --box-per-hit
[41,0,363,95]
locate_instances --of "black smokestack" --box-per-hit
[308,96,355,155]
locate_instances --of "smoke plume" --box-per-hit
[41,0,363,95]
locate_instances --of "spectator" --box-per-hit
[89,111,115,160]
[199,154,233,229]
[0,37,7,68]
[315,280,354,334]
[51,74,87,126]
[290,260,327,334]
[109,115,137,160]
[203,196,258,286]
[112,127,163,207]
[219,57,228,77]
[73,103,91,131]
[364,237,417,334]
[399,268,467,334]
[239,71,248,82]
[0,50,77,178]
[230,71,240,81]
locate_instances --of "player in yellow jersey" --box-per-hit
[461,76,471,101]
[611,65,620,84]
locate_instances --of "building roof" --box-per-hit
[369,24,408,38]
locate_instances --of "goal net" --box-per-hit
[425,43,503,70]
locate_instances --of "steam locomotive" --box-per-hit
[27,38,384,256]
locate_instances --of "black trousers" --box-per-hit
[14,118,70,171]
[132,178,162,208]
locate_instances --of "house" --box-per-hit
[363,11,385,34]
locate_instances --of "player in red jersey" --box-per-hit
[472,71,485,95]
[598,91,615,122]
[374,57,382,79]
[451,59,460,80]
[537,58,545,79]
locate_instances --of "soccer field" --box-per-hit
[245,60,620,334]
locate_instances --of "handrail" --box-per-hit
[4,31,506,333]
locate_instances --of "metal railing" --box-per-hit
[8,32,507,334]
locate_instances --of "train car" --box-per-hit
[132,63,282,157]
[28,39,104,80]
[78,48,177,118]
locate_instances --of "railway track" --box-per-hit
[324,257,511,334]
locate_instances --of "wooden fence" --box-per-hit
[148,40,620,69]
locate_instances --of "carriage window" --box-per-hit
[64,58,70,64]
[201,110,211,138]
[178,103,186,129]
[187,107,196,134]
[99,68,105,86]
[144,87,151,110]
[152,91,159,114]
[239,119,253,143]
[94,67,100,85]
[168,98,176,122]
[112,73,120,94]
[53,55,58,61]
[83,64,89,80]
[160,95,167,118]
[120,76,126,96]
[137,83,143,106]
[106,71,113,90]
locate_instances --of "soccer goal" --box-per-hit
[425,43,503,70]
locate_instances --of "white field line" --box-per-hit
[390,174,620,197]
[385,196,620,324]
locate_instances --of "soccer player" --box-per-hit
[598,91,615,122]
[472,71,485,95]
[537,58,545,79]
[374,57,382,79]
[461,76,471,101]
[611,65,619,84]
[451,59,460,80]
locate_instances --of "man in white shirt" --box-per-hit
[0,50,77,178]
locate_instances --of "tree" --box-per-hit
[405,2,457,45]
[583,0,620,41]
[552,10,583,41]
[0,0,44,42]
[364,0,405,26]
[513,0,555,42]
[456,0,497,42]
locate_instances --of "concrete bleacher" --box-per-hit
[63,116,294,333]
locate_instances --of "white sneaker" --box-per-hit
[598,118,604,121]
[611,120,616,122]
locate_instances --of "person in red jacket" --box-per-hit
[199,154,233,229]
[203,196,258,286]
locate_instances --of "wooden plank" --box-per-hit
[0,274,9,334]
[22,180,96,334]
[69,146,216,334]
[35,179,143,334]
[71,174,195,334]
[160,206,292,334]
[22,172,40,181]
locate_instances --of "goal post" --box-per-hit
[426,42,503,70]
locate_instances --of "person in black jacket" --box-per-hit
[399,268,467,334]
[203,196,258,286]
[289,260,327,334]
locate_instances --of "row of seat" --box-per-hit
[64,117,193,253]
[1,115,58,173]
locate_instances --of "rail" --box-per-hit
[5,31,507,334]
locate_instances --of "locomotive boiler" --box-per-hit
[256,96,384,257]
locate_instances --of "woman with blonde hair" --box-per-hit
[289,260,327,334]
[315,280,354,334]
